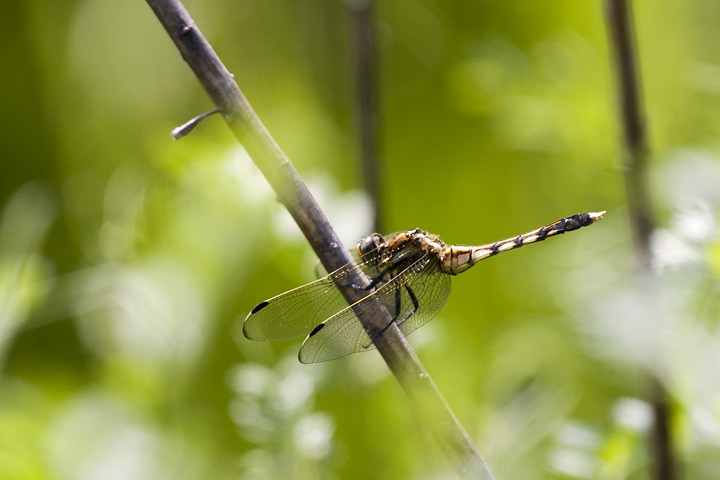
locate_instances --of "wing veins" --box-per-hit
[298,251,438,363]
[243,243,392,340]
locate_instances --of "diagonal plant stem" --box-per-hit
[605,1,676,479]
[144,1,494,478]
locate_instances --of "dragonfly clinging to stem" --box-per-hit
[243,211,605,363]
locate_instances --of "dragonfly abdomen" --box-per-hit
[441,212,605,275]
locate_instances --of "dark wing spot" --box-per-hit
[250,301,269,314]
[308,323,325,337]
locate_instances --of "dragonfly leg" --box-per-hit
[362,308,398,350]
[362,280,421,350]
[353,270,390,291]
[399,281,420,326]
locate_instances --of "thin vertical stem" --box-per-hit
[650,380,675,480]
[349,0,383,232]
[605,1,676,479]
[606,0,654,271]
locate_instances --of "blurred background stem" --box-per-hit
[606,1,676,479]
[348,0,383,233]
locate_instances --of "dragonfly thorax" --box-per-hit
[356,229,448,276]
[357,229,445,256]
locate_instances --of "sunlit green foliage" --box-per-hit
[2,1,720,479]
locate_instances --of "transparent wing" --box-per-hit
[242,246,389,341]
[298,254,451,364]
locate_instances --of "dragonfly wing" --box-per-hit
[298,254,451,363]
[298,307,374,364]
[243,245,389,342]
[243,276,350,341]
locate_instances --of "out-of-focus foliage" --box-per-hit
[1,0,719,479]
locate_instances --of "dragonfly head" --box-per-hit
[357,233,385,256]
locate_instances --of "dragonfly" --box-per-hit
[243,211,604,363]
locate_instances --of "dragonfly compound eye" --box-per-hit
[357,233,385,255]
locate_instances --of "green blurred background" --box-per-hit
[2,0,720,478]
